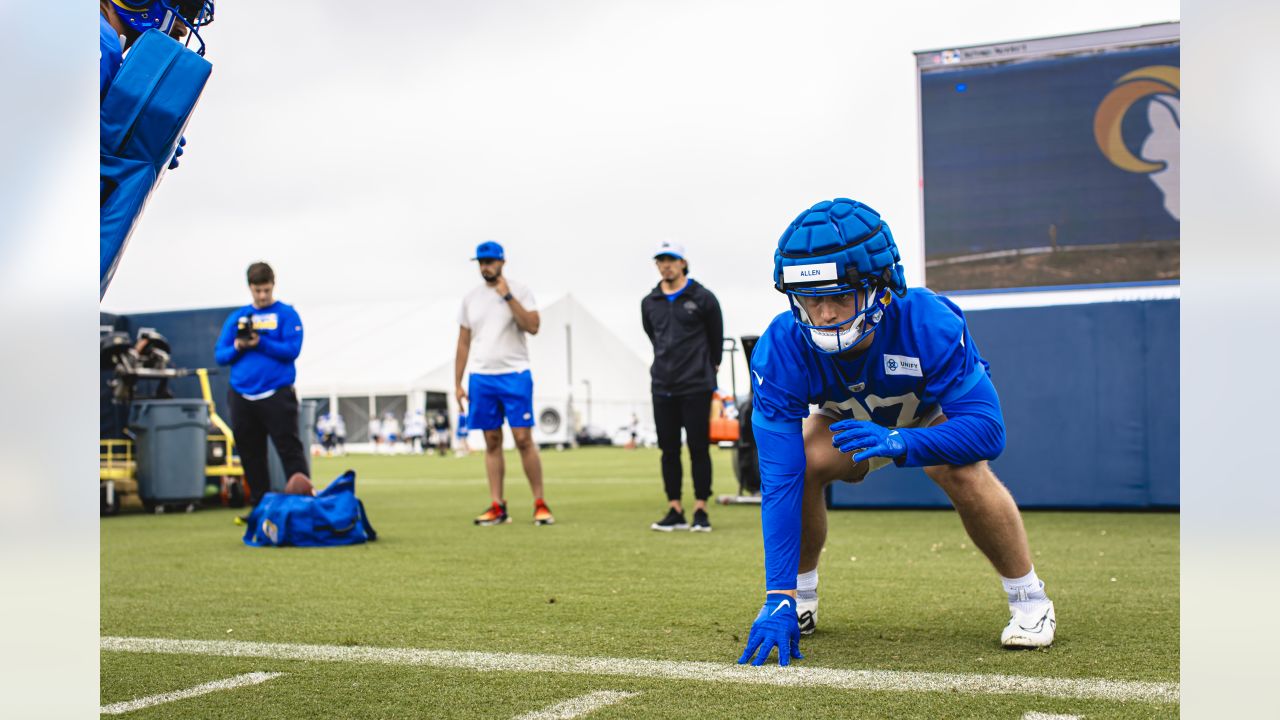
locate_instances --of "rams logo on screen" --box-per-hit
[1093,65,1179,174]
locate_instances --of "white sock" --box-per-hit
[797,570,818,602]
[1001,567,1048,612]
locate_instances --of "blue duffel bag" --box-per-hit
[242,471,378,548]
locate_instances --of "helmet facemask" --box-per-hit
[111,0,216,55]
[787,277,890,355]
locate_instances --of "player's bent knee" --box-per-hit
[805,453,868,488]
[924,461,987,490]
[802,413,870,486]
[842,460,872,484]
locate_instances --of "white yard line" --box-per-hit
[101,636,1178,705]
[1022,713,1082,720]
[99,672,282,715]
[512,691,640,719]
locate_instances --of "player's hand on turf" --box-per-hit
[738,594,803,667]
[830,419,906,463]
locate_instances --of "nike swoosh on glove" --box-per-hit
[737,594,803,667]
[830,419,906,463]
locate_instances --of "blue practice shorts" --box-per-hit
[467,370,534,431]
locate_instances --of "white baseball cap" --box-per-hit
[653,239,686,260]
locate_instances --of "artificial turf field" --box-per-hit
[101,448,1179,718]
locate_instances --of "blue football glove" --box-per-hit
[830,419,906,463]
[168,136,187,170]
[737,594,803,667]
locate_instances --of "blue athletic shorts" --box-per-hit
[467,370,534,431]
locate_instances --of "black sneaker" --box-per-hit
[650,508,688,532]
[691,508,712,532]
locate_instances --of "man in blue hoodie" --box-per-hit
[215,262,307,508]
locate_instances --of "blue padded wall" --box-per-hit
[829,299,1179,509]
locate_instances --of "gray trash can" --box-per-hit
[128,399,209,510]
[267,399,316,492]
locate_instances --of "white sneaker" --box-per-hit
[797,597,818,636]
[1001,600,1056,648]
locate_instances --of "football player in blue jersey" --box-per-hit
[737,198,1056,667]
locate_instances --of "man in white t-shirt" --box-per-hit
[456,241,555,527]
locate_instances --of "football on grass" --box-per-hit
[284,473,315,496]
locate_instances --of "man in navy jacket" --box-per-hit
[641,240,724,532]
[215,262,306,507]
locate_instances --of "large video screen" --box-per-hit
[920,43,1179,291]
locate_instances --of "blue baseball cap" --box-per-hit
[472,241,505,261]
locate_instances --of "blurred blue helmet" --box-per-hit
[109,0,216,55]
[773,198,907,355]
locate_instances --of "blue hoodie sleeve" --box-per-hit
[895,372,1006,467]
[254,305,304,363]
[214,310,243,366]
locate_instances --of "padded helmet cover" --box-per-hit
[773,198,906,296]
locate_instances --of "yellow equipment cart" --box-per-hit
[99,368,246,515]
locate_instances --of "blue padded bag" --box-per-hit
[242,471,378,548]
[100,29,212,297]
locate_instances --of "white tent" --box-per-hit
[295,294,654,448]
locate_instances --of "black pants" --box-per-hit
[653,391,713,502]
[228,386,308,504]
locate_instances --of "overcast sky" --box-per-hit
[101,0,1179,362]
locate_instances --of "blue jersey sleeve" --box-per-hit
[896,365,1006,467]
[749,315,813,591]
[753,420,807,591]
[749,316,810,434]
[100,16,123,99]
[916,295,988,407]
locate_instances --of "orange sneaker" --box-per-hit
[473,501,510,526]
[533,499,555,526]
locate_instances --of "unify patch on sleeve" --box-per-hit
[883,354,922,377]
